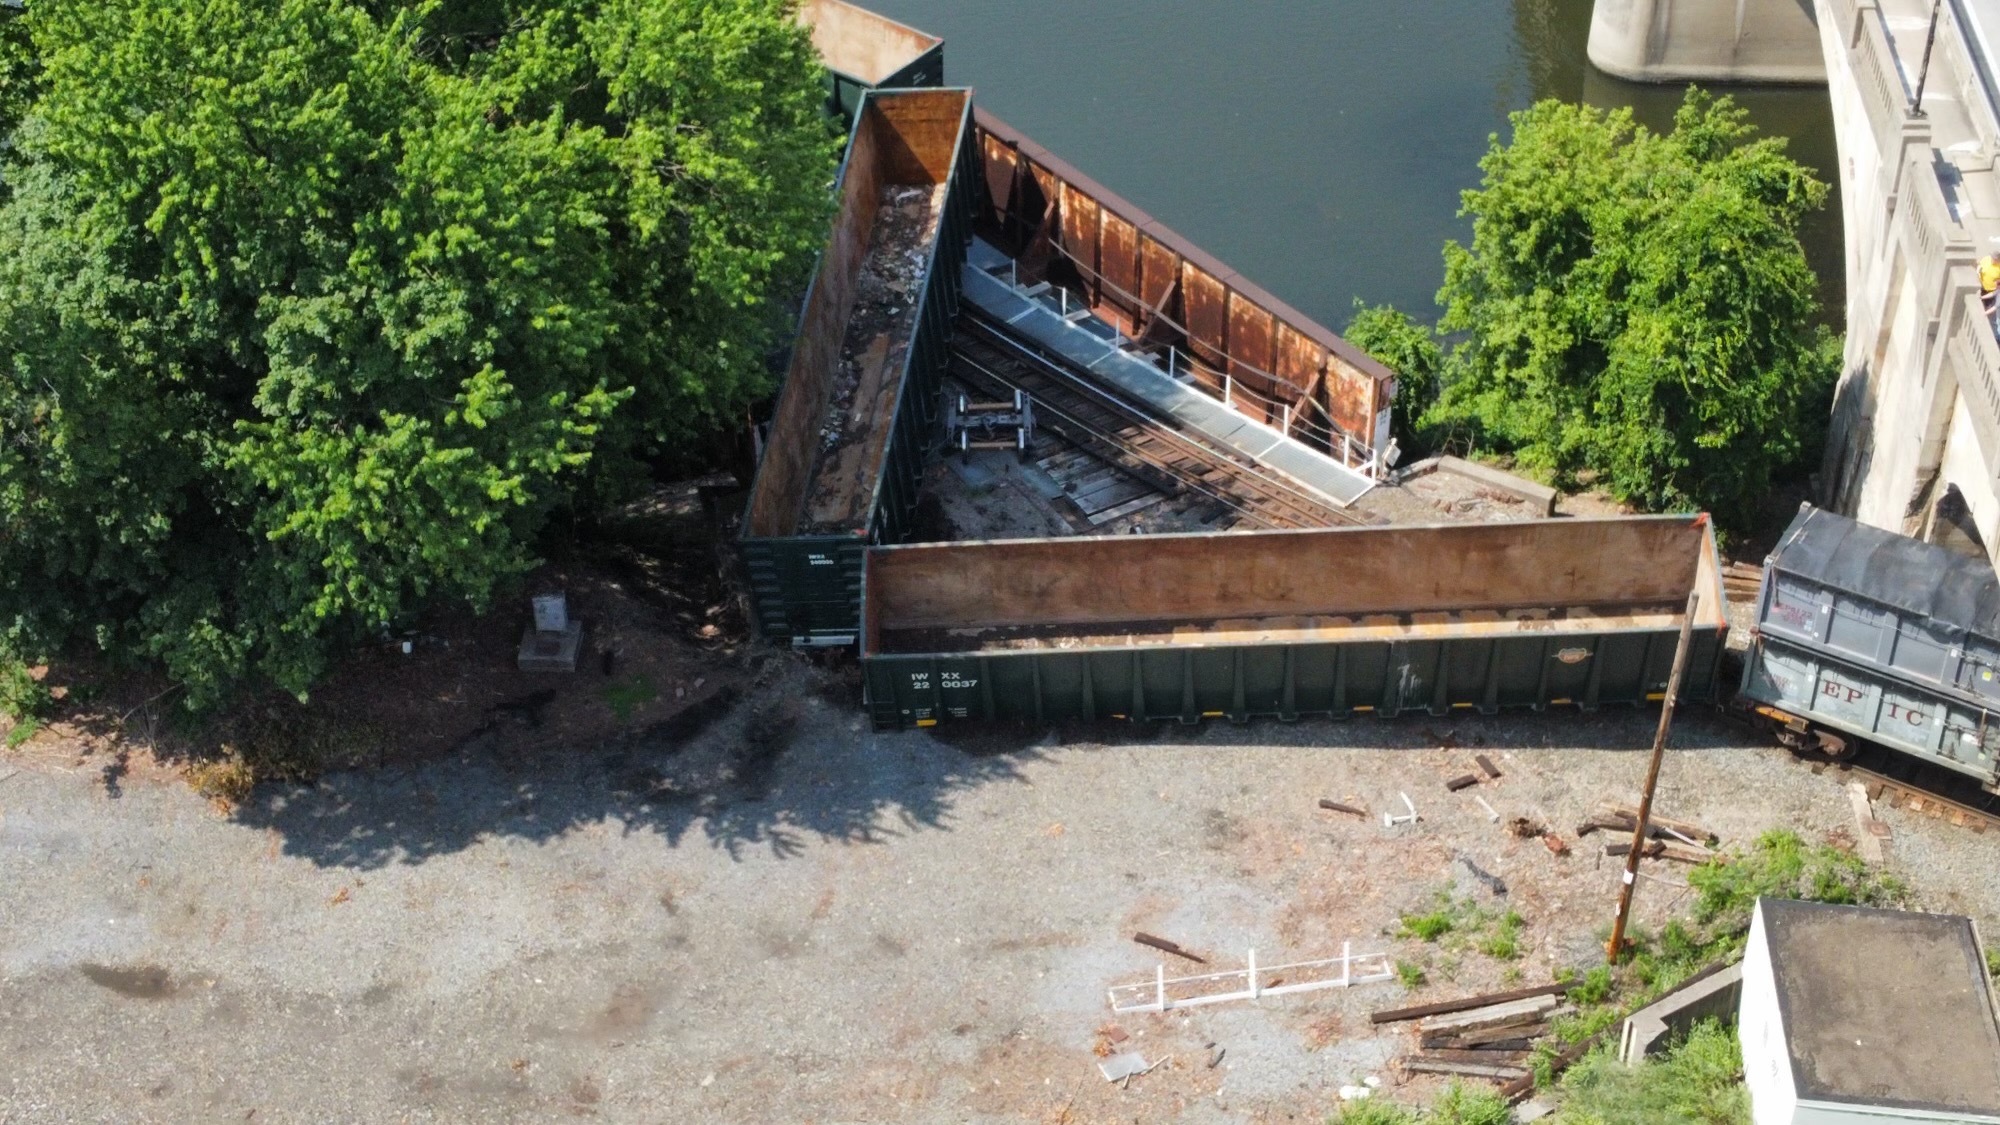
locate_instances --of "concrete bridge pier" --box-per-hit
[1589,0,1828,83]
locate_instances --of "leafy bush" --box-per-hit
[0,0,841,706]
[1421,89,1835,530]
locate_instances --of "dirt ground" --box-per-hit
[6,654,1998,1124]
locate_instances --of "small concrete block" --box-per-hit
[518,620,583,673]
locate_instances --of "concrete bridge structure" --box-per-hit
[1591,0,2000,560]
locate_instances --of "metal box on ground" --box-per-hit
[798,0,945,122]
[861,516,1729,729]
[741,88,974,645]
[1738,503,2000,786]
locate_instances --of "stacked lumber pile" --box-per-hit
[1372,983,1574,1084]
[1722,560,1763,603]
[1574,804,1720,865]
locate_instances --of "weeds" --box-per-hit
[1327,1083,1511,1125]
[1551,1019,1749,1124]
[1395,959,1427,988]
[600,675,657,722]
[5,715,40,748]
[1477,910,1525,960]
[183,704,376,807]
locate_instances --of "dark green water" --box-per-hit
[861,0,1845,330]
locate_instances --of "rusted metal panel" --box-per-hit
[861,516,1731,727]
[1324,354,1378,442]
[1226,293,1278,394]
[1276,325,1324,396]
[1059,185,1101,298]
[980,135,1018,221]
[1098,211,1141,327]
[742,88,975,642]
[1183,264,1229,373]
[1138,234,1178,317]
[967,109,1398,462]
[868,517,1715,633]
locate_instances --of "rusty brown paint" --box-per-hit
[866,517,1721,636]
[1059,186,1101,301]
[1226,293,1278,394]
[968,109,1396,447]
[798,0,941,86]
[1098,212,1140,325]
[745,89,969,538]
[1182,264,1229,371]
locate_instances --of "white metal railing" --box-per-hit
[1106,943,1395,1014]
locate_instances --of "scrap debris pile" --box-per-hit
[1373,982,1576,1086]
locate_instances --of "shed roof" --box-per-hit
[1759,898,2000,1114]
[1770,504,2000,641]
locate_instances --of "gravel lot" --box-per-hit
[4,659,1997,1124]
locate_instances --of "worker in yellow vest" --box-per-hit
[1982,253,2000,328]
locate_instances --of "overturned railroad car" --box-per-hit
[798,0,945,122]
[741,88,975,645]
[861,516,1730,729]
[1739,504,2000,789]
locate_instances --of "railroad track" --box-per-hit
[948,313,1368,531]
[1782,736,2000,834]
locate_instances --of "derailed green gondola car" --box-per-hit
[861,516,1729,729]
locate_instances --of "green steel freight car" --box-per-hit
[741,88,975,645]
[861,516,1730,729]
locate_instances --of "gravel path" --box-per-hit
[3,662,1995,1123]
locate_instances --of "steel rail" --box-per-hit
[950,313,1364,529]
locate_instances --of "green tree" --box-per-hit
[0,0,838,704]
[1344,301,1442,454]
[1427,89,1835,528]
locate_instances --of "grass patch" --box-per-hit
[1328,1083,1511,1125]
[1550,1019,1749,1124]
[5,715,41,748]
[1477,910,1525,960]
[1395,959,1427,989]
[601,675,657,722]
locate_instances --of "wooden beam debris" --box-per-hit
[1445,773,1480,792]
[1476,754,1502,779]
[1416,994,1563,1037]
[1318,798,1367,818]
[1602,803,1714,844]
[1132,932,1206,964]
[1402,1057,1530,1081]
[1370,981,1572,1025]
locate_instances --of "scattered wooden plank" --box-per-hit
[1403,1057,1530,1081]
[1132,932,1206,964]
[1418,1048,1532,1065]
[1602,804,1715,843]
[1476,754,1502,779]
[1847,781,1888,864]
[1370,981,1572,1025]
[1318,798,1367,818]
[1427,1023,1550,1048]
[1085,492,1164,526]
[1417,995,1563,1036]
[1445,773,1480,792]
[1423,1035,1539,1052]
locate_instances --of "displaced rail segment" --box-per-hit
[949,313,1366,531]
[860,516,1731,728]
[742,88,974,645]
[1739,503,2000,790]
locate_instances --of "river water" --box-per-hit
[862,0,1844,330]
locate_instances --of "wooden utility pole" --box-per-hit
[1607,591,1701,962]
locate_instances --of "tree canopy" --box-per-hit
[1412,89,1835,527]
[0,0,839,705]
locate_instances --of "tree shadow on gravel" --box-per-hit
[231,665,1053,870]
[230,663,1748,871]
